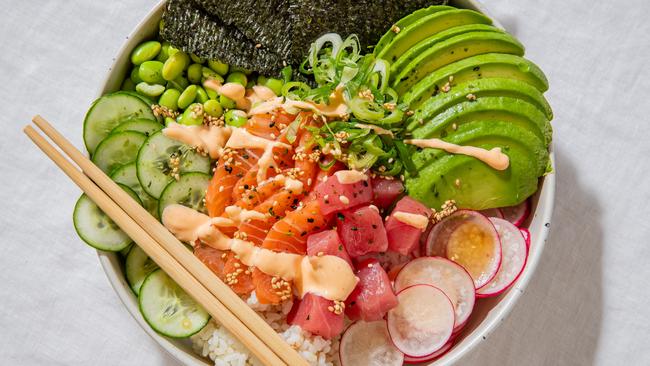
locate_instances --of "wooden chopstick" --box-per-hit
[23,125,286,366]
[27,116,309,366]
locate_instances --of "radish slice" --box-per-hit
[394,257,475,331]
[425,210,501,289]
[339,321,403,366]
[387,284,455,358]
[479,208,504,219]
[501,199,531,227]
[520,228,531,248]
[403,339,453,364]
[476,218,528,297]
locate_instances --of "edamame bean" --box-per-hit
[179,103,204,126]
[264,78,283,96]
[230,65,252,75]
[136,82,165,97]
[196,86,209,103]
[130,67,143,84]
[167,75,189,91]
[158,89,181,110]
[156,42,171,62]
[130,41,161,65]
[226,72,247,86]
[205,88,218,100]
[207,60,229,75]
[162,51,190,81]
[187,63,203,84]
[190,53,205,64]
[121,78,136,91]
[203,100,223,117]
[164,116,176,126]
[224,109,247,127]
[138,61,165,84]
[177,85,198,110]
[219,94,236,109]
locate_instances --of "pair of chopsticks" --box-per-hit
[24,116,307,366]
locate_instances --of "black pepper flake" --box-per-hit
[300,231,307,237]
[338,244,343,251]
[362,181,369,187]
[242,153,249,159]
[351,227,358,231]
[225,166,233,173]
[337,213,345,221]
[236,173,244,178]
[372,224,377,229]
[307,218,314,223]
[306,315,310,320]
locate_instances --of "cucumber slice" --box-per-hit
[83,92,156,154]
[73,184,141,252]
[158,172,210,218]
[119,243,134,257]
[125,245,159,294]
[111,118,163,137]
[92,131,147,174]
[136,131,211,199]
[111,162,160,219]
[139,269,210,338]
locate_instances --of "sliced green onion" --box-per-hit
[281,65,293,84]
[282,81,311,100]
[285,115,303,144]
[348,96,384,121]
[370,59,390,94]
[395,140,417,176]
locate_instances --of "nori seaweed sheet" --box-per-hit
[193,0,294,61]
[161,0,284,74]
[162,0,448,73]
[287,0,447,61]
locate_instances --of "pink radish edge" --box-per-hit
[393,256,476,332]
[387,284,455,358]
[424,210,503,291]
[476,218,529,298]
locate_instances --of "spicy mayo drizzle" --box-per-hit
[162,122,232,159]
[405,138,510,170]
[162,204,358,301]
[225,128,292,184]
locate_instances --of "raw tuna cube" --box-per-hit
[315,172,372,215]
[287,293,344,339]
[386,197,432,255]
[306,230,353,267]
[345,258,398,321]
[337,205,388,257]
[371,177,404,209]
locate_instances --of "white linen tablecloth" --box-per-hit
[1,0,649,365]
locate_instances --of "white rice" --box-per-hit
[191,292,340,366]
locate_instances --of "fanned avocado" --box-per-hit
[161,0,284,74]
[374,5,455,55]
[406,78,553,132]
[406,120,548,209]
[392,32,525,94]
[408,96,552,147]
[402,53,549,108]
[390,24,504,75]
[376,9,493,64]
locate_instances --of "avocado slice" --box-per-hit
[392,32,525,95]
[374,5,455,55]
[410,119,549,176]
[407,96,551,149]
[406,78,553,133]
[376,9,493,64]
[391,24,505,76]
[406,120,548,209]
[402,53,549,108]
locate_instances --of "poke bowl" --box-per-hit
[82,0,557,365]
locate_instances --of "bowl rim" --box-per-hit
[94,1,556,365]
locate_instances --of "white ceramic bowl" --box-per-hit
[95,1,556,365]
